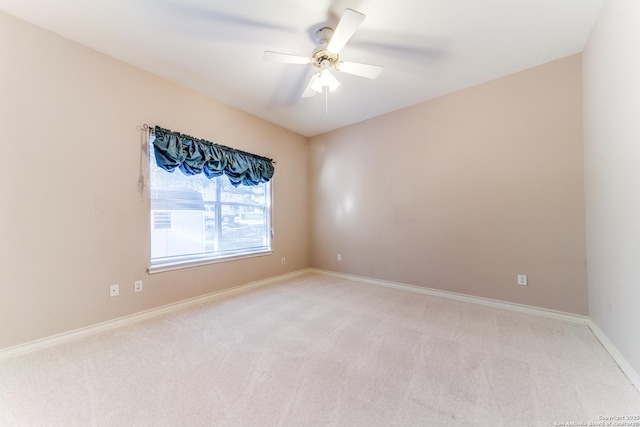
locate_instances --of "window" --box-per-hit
[149,147,271,271]
[153,212,172,230]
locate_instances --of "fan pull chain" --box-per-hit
[324,86,329,114]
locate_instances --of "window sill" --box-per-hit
[148,250,274,274]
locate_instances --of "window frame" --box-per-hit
[148,160,273,275]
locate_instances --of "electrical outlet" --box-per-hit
[110,284,120,297]
[134,280,143,293]
[337,254,342,261]
[517,275,528,286]
[281,257,286,265]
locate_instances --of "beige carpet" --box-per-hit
[1,272,639,426]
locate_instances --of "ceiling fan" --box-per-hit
[263,9,384,98]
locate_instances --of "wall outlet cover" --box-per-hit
[110,284,120,297]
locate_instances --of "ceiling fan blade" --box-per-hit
[326,8,365,54]
[337,61,384,79]
[302,73,319,98]
[263,51,310,65]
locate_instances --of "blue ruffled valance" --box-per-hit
[150,126,275,187]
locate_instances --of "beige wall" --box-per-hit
[310,54,588,315]
[0,12,309,350]
[583,0,640,377]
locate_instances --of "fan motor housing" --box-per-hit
[311,27,339,68]
[311,48,339,68]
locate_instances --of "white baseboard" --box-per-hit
[588,320,640,392]
[0,269,311,361]
[310,269,590,324]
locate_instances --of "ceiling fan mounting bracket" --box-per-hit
[314,27,334,45]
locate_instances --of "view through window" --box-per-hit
[149,148,271,268]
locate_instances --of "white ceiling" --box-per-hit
[0,0,606,137]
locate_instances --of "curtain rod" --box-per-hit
[140,124,277,164]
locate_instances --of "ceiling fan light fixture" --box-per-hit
[310,68,341,93]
